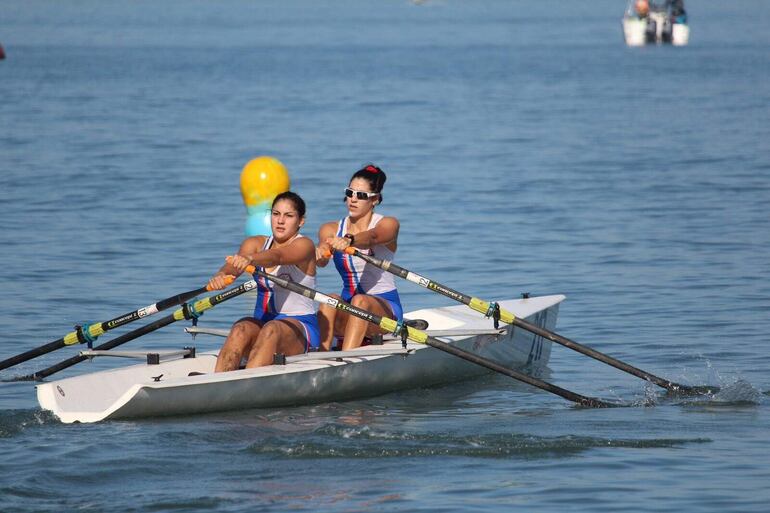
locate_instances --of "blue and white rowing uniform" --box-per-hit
[332,213,404,322]
[252,235,321,351]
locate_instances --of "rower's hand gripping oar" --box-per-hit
[13,277,257,381]
[336,247,718,396]
[0,278,235,373]
[248,263,616,408]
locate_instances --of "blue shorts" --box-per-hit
[257,312,321,352]
[341,288,403,322]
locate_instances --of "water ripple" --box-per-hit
[246,426,710,459]
[0,409,58,438]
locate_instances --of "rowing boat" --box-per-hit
[37,295,564,423]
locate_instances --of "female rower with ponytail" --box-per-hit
[316,164,403,350]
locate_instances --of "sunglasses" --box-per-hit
[344,187,379,200]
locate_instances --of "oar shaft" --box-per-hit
[423,334,609,408]
[346,248,697,394]
[96,286,210,332]
[341,250,474,305]
[512,317,681,391]
[27,315,180,380]
[256,268,613,408]
[0,283,220,373]
[20,280,257,381]
[0,338,67,372]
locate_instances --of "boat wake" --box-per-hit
[675,379,763,407]
[0,409,58,438]
[618,355,763,407]
[637,378,763,408]
[245,424,710,459]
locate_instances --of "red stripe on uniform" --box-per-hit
[261,278,271,314]
[341,254,357,295]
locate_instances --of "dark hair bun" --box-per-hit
[352,163,387,193]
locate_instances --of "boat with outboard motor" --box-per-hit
[36,295,563,423]
[622,0,689,46]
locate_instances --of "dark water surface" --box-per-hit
[1,1,769,511]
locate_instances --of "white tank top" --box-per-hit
[332,213,397,299]
[253,234,316,318]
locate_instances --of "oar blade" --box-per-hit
[665,384,721,397]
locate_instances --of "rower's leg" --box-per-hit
[341,295,393,351]
[215,318,262,372]
[317,294,343,351]
[245,319,307,368]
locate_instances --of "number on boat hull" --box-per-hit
[526,310,548,365]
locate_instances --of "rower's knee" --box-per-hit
[258,321,281,341]
[350,294,372,309]
[250,322,281,355]
[230,318,258,338]
[245,321,284,365]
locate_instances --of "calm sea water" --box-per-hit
[1,1,769,511]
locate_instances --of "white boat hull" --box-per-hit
[671,23,689,46]
[623,18,648,47]
[37,295,564,423]
[622,13,689,46]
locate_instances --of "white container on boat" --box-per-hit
[672,23,690,46]
[623,18,647,46]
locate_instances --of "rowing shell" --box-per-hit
[37,295,564,423]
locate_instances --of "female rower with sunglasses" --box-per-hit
[316,164,403,350]
[207,191,320,371]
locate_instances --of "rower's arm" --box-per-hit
[348,216,399,250]
[251,237,316,269]
[316,222,337,267]
[208,236,264,289]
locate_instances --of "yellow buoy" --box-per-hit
[240,156,291,236]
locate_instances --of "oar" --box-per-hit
[336,248,718,396]
[12,279,257,381]
[251,265,617,408]
[0,279,235,373]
